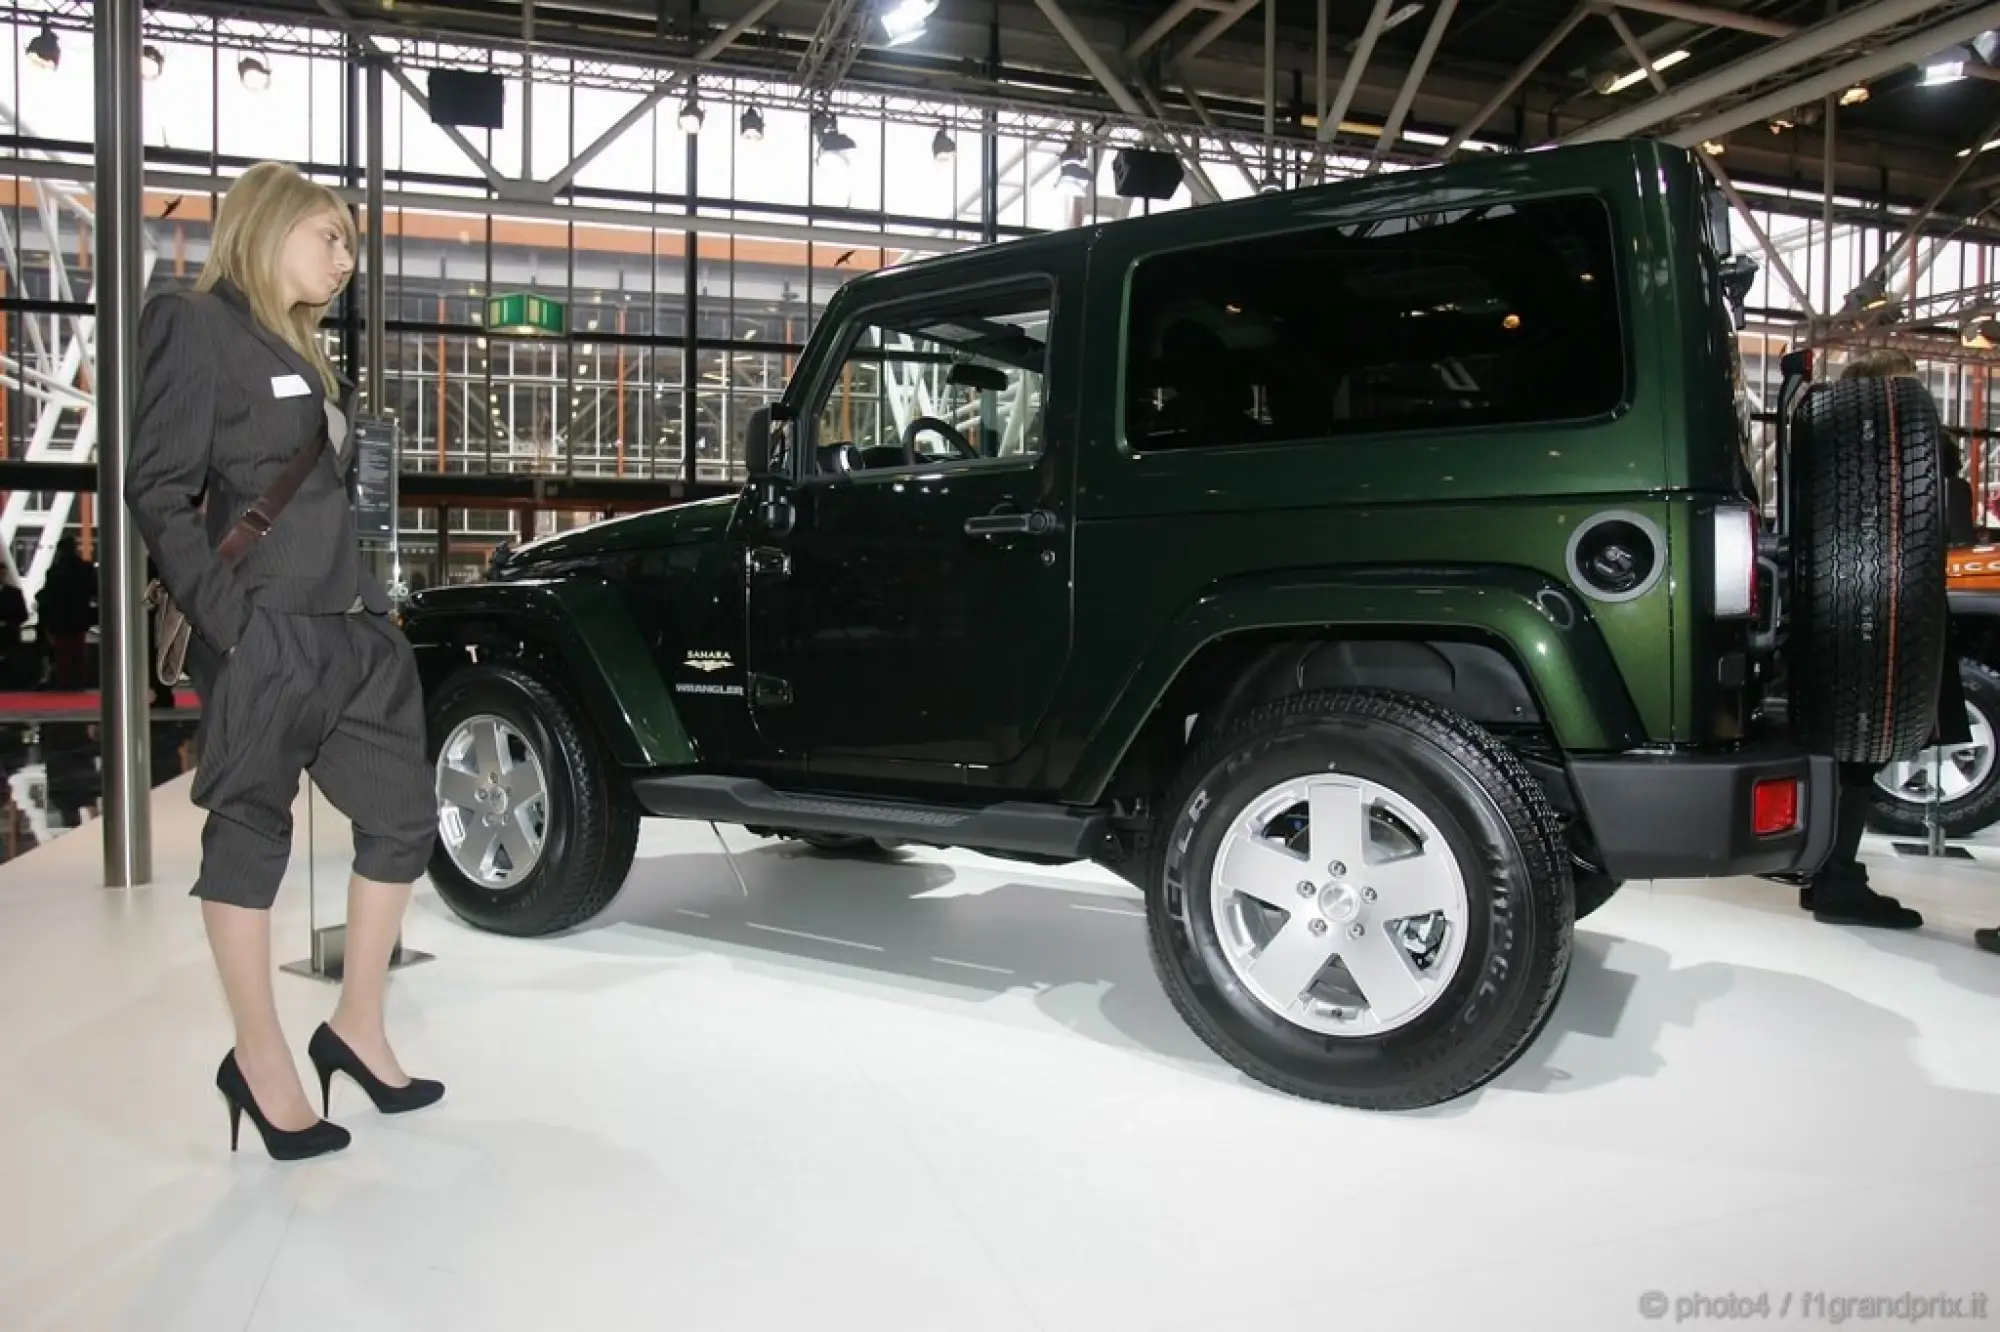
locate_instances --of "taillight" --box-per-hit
[1711,503,1759,618]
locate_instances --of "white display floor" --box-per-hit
[3,775,1999,1331]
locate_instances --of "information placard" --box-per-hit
[351,414,397,541]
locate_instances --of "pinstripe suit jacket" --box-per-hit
[125,280,388,657]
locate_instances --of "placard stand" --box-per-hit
[1893,744,1973,861]
[281,413,436,982]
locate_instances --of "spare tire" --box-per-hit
[1787,374,1949,765]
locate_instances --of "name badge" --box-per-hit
[270,374,310,399]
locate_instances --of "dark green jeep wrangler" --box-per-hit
[403,138,1949,1111]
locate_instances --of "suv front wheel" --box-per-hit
[1147,689,1572,1111]
[425,661,640,937]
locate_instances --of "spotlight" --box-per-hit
[25,25,58,71]
[739,106,764,141]
[1257,174,1283,194]
[238,54,271,91]
[932,126,955,161]
[1963,314,2000,351]
[816,116,857,204]
[678,96,704,133]
[1700,139,1726,156]
[879,0,938,47]
[1839,83,1870,106]
[1054,134,1090,196]
[141,43,165,81]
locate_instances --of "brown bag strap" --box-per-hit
[215,424,328,565]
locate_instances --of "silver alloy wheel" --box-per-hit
[436,713,551,889]
[1874,701,1996,806]
[1210,774,1470,1038]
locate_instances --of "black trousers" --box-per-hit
[188,606,436,909]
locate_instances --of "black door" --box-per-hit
[746,275,1073,770]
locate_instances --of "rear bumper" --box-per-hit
[1566,744,1838,881]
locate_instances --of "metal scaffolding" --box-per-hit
[0,100,159,615]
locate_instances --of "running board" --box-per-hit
[633,774,1114,860]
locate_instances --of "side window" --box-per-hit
[1122,194,1626,451]
[809,283,1051,475]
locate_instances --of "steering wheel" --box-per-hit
[901,415,977,462]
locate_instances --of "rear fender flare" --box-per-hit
[1064,565,1646,804]
[401,579,695,768]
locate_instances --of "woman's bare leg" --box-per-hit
[202,899,317,1130]
[326,874,414,1084]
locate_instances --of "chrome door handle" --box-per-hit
[964,509,1056,538]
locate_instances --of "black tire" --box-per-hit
[425,662,640,937]
[1788,374,1949,764]
[1865,657,2000,838]
[1147,688,1573,1111]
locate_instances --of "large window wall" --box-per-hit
[2,2,1999,587]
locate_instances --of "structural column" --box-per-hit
[96,0,151,887]
[365,58,386,415]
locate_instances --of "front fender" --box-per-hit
[401,578,695,768]
[1065,565,1648,803]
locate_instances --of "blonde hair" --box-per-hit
[1840,348,1920,381]
[196,162,354,395]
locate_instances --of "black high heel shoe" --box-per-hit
[216,1051,351,1161]
[308,1023,444,1116]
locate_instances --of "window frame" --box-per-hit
[790,273,1059,486]
[1114,188,1633,457]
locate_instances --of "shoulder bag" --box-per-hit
[144,425,327,688]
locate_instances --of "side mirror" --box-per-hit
[1705,187,1734,259]
[745,406,774,478]
[1720,254,1758,331]
[745,403,795,482]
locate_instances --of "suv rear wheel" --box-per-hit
[1147,688,1572,1111]
[425,662,640,937]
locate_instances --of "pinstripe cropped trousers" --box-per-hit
[188,605,437,908]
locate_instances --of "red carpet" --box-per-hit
[0,689,200,714]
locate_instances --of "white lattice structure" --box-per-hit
[0,101,159,619]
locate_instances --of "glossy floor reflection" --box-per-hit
[1,777,1998,1331]
[0,721,200,865]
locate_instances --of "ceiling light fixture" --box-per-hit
[879,0,938,47]
[25,25,58,70]
[1839,83,1870,105]
[739,106,764,140]
[237,54,271,91]
[1597,48,1690,95]
[678,95,704,134]
[1923,46,1971,84]
[1055,133,1090,196]
[141,43,164,81]
[932,126,955,161]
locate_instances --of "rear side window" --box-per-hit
[1122,193,1627,452]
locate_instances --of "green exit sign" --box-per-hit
[486,291,566,337]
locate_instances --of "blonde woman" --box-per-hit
[126,162,441,1161]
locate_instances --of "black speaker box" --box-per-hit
[427,69,506,130]
[1112,147,1184,200]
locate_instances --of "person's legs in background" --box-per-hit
[1800,760,1923,929]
